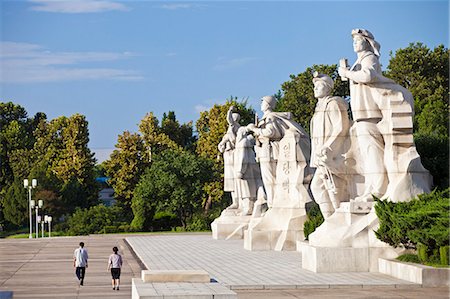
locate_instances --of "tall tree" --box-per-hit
[384,43,449,136]
[104,131,147,218]
[131,149,213,230]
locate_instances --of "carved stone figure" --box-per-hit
[233,127,266,216]
[310,73,351,218]
[244,95,312,250]
[218,106,241,209]
[300,29,433,272]
[338,28,431,202]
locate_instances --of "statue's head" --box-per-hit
[313,73,333,98]
[232,112,240,123]
[261,95,277,111]
[351,28,380,56]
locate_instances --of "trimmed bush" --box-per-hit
[304,202,324,240]
[375,188,450,264]
[440,246,449,266]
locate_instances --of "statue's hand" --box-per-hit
[247,123,256,132]
[338,67,349,79]
[318,147,331,164]
[229,105,235,112]
[236,172,244,179]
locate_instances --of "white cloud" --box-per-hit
[0,41,143,83]
[213,57,258,71]
[194,104,209,114]
[28,0,129,13]
[160,3,193,10]
[159,3,207,10]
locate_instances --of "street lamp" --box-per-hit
[24,179,37,239]
[41,215,45,238]
[47,216,52,238]
[31,200,43,238]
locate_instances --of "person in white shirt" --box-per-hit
[107,246,123,290]
[73,242,88,286]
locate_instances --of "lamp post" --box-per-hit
[41,215,45,238]
[44,215,48,237]
[47,216,52,238]
[36,200,43,238]
[24,179,37,239]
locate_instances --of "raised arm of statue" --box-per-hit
[341,54,379,84]
[226,106,234,126]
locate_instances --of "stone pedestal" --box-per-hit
[298,241,399,272]
[298,201,403,272]
[211,208,251,240]
[244,207,307,251]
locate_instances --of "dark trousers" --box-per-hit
[76,267,86,284]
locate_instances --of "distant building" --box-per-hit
[96,177,116,207]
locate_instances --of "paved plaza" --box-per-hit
[127,234,417,288]
[0,233,449,298]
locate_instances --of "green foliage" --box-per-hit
[278,64,349,132]
[303,202,324,240]
[414,134,449,189]
[3,179,28,226]
[375,189,450,263]
[131,149,214,230]
[66,205,126,235]
[384,43,449,136]
[417,243,429,263]
[152,211,180,231]
[105,131,147,218]
[440,246,449,265]
[396,253,421,264]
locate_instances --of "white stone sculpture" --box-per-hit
[244,95,312,250]
[338,28,432,203]
[300,29,433,273]
[218,106,241,209]
[310,73,351,219]
[212,108,265,240]
[233,127,266,216]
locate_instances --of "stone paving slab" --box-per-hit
[126,234,416,289]
[132,279,237,299]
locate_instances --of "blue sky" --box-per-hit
[1,0,448,162]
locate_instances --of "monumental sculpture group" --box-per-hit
[211,29,432,271]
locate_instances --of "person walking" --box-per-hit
[107,246,123,290]
[73,242,88,286]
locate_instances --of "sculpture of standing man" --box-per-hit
[310,73,351,218]
[338,28,431,202]
[218,106,241,209]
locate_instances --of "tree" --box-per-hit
[131,149,213,230]
[2,179,28,226]
[384,43,449,136]
[104,131,147,218]
[161,111,196,150]
[0,102,47,229]
[277,64,349,132]
[138,112,182,162]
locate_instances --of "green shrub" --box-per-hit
[152,211,180,231]
[304,202,324,240]
[375,188,450,264]
[66,205,126,235]
[397,253,421,264]
[414,134,449,190]
[440,246,449,265]
[417,243,429,262]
